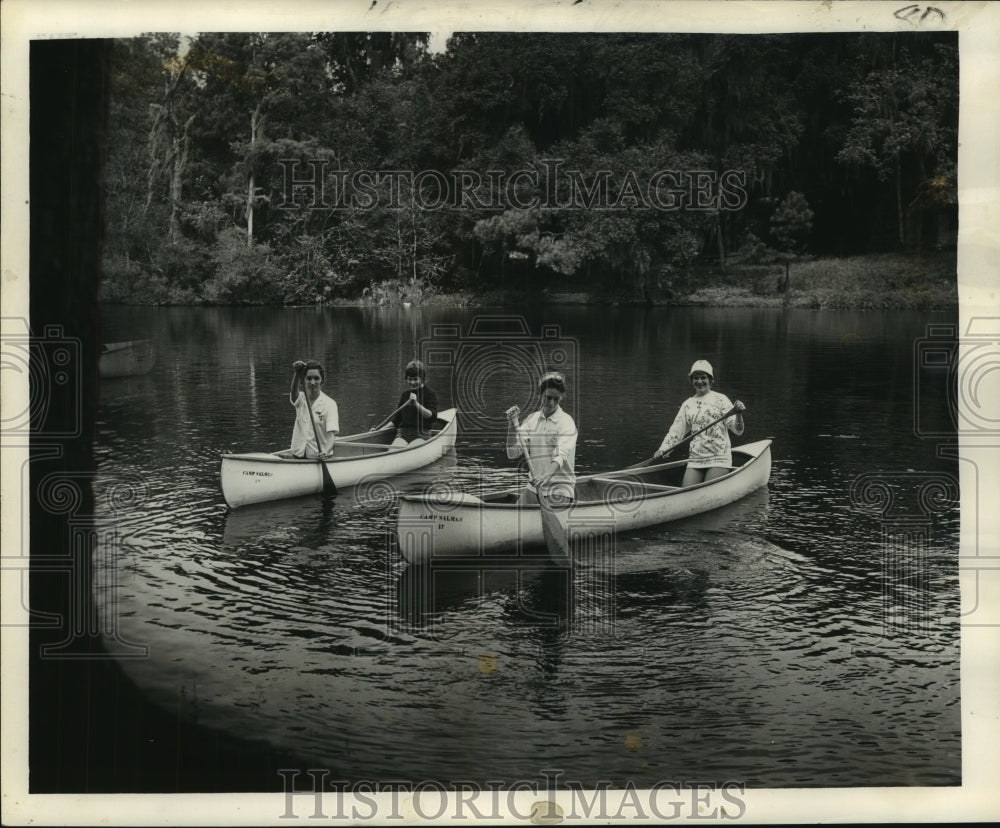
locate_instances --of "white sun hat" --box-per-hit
[688,360,714,379]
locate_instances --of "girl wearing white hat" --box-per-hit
[653,360,746,487]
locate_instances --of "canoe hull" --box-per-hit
[397,440,772,562]
[221,408,458,508]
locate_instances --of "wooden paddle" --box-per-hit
[506,406,572,567]
[630,404,740,469]
[372,399,412,432]
[302,377,337,497]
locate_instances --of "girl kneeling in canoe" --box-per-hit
[506,371,578,505]
[289,359,339,458]
[390,360,439,447]
[654,360,746,487]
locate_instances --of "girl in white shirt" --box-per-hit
[288,359,339,458]
[506,371,578,504]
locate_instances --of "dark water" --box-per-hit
[93,305,960,788]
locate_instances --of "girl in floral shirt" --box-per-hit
[654,360,746,487]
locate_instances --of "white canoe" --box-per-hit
[396,439,772,562]
[221,408,458,508]
[99,339,156,378]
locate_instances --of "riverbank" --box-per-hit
[415,252,958,310]
[101,252,958,309]
[676,252,958,310]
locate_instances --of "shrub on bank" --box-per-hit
[361,276,439,306]
[100,257,200,305]
[681,252,956,310]
[201,229,283,305]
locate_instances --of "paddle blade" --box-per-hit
[537,499,572,567]
[319,458,338,496]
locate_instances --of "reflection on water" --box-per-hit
[397,565,574,633]
[94,305,960,789]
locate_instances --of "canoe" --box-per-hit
[220,408,458,508]
[221,454,458,546]
[396,439,772,562]
[99,339,156,378]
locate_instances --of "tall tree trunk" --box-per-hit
[169,115,195,245]
[715,214,726,269]
[246,101,263,248]
[144,55,191,231]
[246,170,255,247]
[396,216,404,280]
[895,152,904,247]
[412,211,419,286]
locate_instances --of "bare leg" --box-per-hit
[703,466,731,482]
[682,466,707,487]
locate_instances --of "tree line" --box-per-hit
[102,31,957,305]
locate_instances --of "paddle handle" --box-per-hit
[506,405,572,566]
[507,406,544,483]
[373,399,411,432]
[302,386,327,457]
[306,389,338,495]
[657,404,741,458]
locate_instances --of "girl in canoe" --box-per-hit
[654,359,746,486]
[289,359,339,458]
[390,360,439,447]
[506,370,578,504]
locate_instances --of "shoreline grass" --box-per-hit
[102,252,959,310]
[403,252,959,310]
[676,252,957,310]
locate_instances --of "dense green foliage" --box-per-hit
[101,31,957,305]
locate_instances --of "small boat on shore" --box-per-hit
[396,439,772,562]
[99,339,156,378]
[221,408,459,508]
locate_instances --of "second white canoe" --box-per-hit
[396,439,772,562]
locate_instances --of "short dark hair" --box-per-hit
[538,371,566,393]
[304,359,325,381]
[404,360,426,380]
